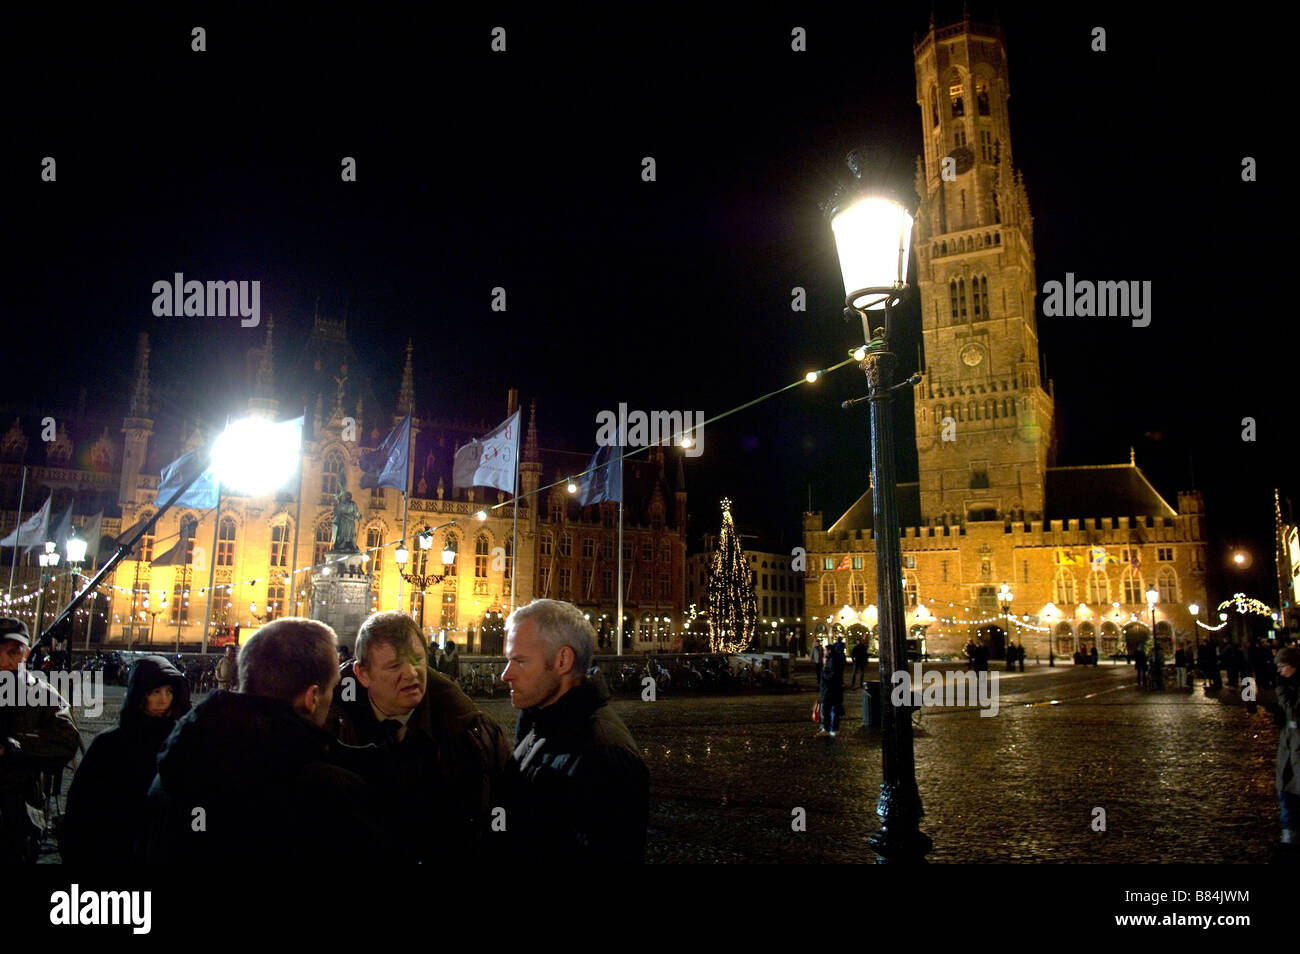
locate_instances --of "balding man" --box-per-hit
[142,618,389,863]
[502,599,648,863]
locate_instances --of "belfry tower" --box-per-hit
[910,14,1055,525]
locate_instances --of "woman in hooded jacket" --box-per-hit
[60,654,191,863]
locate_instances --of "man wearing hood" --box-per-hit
[0,617,82,863]
[60,654,190,863]
[141,618,389,864]
[501,599,648,863]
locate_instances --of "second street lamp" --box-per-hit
[394,530,457,636]
[1146,586,1163,690]
[827,151,929,863]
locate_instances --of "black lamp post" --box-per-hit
[394,529,457,635]
[827,153,930,863]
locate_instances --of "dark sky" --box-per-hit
[5,4,1285,607]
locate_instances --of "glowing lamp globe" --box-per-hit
[830,196,913,312]
[65,531,88,565]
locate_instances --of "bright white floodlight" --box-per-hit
[830,196,913,311]
[212,417,300,495]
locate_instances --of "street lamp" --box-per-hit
[249,601,272,624]
[1146,585,1163,689]
[827,151,928,863]
[35,540,61,636]
[1189,602,1199,651]
[1042,602,1059,666]
[394,531,457,635]
[64,529,88,656]
[864,603,879,652]
[998,583,1015,664]
[142,593,167,646]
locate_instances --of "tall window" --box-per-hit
[266,582,285,620]
[1122,569,1143,604]
[321,450,344,495]
[929,86,939,127]
[1089,570,1110,604]
[314,521,332,566]
[601,538,614,560]
[949,81,964,117]
[1054,568,1076,605]
[602,569,613,598]
[640,575,652,599]
[181,516,198,564]
[821,576,836,606]
[659,543,671,564]
[540,532,553,557]
[581,536,594,559]
[217,517,236,566]
[559,533,572,557]
[659,575,670,599]
[504,539,513,581]
[976,78,990,115]
[475,534,489,579]
[270,521,290,567]
[367,527,384,586]
[170,581,187,624]
[903,574,918,607]
[1157,567,1178,603]
[850,578,866,606]
[440,580,457,631]
[559,567,572,596]
[137,512,155,563]
[950,280,961,322]
[443,536,458,576]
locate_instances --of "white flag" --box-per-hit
[80,511,104,560]
[0,493,51,548]
[452,409,521,495]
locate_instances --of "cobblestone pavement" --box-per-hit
[47,662,1282,863]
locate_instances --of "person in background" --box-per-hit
[817,639,846,738]
[214,644,238,691]
[1269,646,1300,849]
[61,654,191,863]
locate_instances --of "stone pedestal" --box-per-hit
[310,550,370,650]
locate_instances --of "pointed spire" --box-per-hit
[524,399,539,462]
[1129,446,1136,466]
[256,314,275,395]
[128,333,151,418]
[397,340,414,417]
[675,446,686,493]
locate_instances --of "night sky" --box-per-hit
[6,4,1284,608]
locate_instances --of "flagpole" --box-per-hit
[287,406,306,617]
[510,439,520,614]
[201,481,223,654]
[399,418,412,613]
[6,466,26,601]
[616,444,624,656]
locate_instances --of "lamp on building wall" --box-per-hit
[826,149,927,863]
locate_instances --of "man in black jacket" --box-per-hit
[327,611,512,864]
[502,599,649,863]
[141,618,389,864]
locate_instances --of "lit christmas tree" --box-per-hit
[707,498,756,654]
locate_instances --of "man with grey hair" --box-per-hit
[142,618,389,863]
[327,610,511,864]
[502,598,648,863]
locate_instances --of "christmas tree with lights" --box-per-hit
[707,498,756,654]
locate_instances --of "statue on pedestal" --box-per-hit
[331,488,361,553]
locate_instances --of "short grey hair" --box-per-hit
[507,599,595,673]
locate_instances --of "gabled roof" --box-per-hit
[1045,464,1176,521]
[829,482,922,533]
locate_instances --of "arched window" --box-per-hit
[1089,569,1110,604]
[820,576,836,606]
[270,520,291,567]
[1100,620,1121,654]
[321,450,345,495]
[443,535,458,576]
[137,512,155,563]
[950,279,961,322]
[849,575,866,606]
[180,515,198,564]
[475,534,490,579]
[266,581,285,621]
[929,86,939,127]
[314,521,332,566]
[366,526,384,585]
[1054,621,1074,655]
[1054,567,1076,605]
[1077,621,1097,650]
[1157,566,1178,603]
[976,77,990,115]
[972,274,984,319]
[1122,568,1143,604]
[976,275,989,319]
[903,573,918,607]
[217,516,236,566]
[170,580,188,625]
[504,539,513,581]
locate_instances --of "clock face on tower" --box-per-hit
[960,344,984,367]
[946,145,975,175]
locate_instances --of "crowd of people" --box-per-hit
[0,600,650,865]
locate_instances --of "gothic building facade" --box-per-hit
[1,315,687,653]
[802,15,1208,659]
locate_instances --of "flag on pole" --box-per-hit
[1,493,51,547]
[1056,549,1081,565]
[835,553,851,571]
[452,409,521,495]
[359,412,411,491]
[157,449,219,508]
[80,511,105,560]
[150,526,194,567]
[46,504,74,555]
[1090,546,1120,566]
[578,445,622,506]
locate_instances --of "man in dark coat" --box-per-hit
[0,618,82,863]
[1271,646,1300,847]
[502,599,649,863]
[141,618,389,864]
[849,637,869,689]
[327,611,512,865]
[818,639,847,737]
[61,654,190,863]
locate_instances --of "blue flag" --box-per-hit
[360,412,411,492]
[579,445,622,506]
[156,449,219,509]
